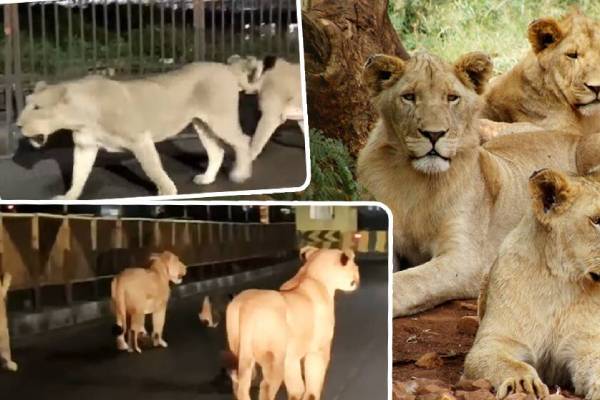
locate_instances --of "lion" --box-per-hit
[0,273,17,372]
[226,55,304,159]
[224,246,360,400]
[356,51,600,317]
[111,251,187,353]
[16,62,253,200]
[482,11,600,135]
[464,169,600,400]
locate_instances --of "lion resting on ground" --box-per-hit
[0,273,16,371]
[16,62,252,200]
[482,11,600,135]
[111,251,187,353]
[357,51,600,317]
[464,169,600,400]
[225,246,360,400]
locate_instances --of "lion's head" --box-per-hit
[16,81,70,148]
[150,251,187,284]
[527,11,600,117]
[363,51,492,174]
[529,169,600,283]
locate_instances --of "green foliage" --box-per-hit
[274,130,359,201]
[391,0,600,74]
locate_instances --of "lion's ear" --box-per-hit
[529,169,578,224]
[454,52,493,94]
[299,245,319,262]
[528,18,563,54]
[363,54,405,96]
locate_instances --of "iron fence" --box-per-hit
[0,0,299,155]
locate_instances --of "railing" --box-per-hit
[0,0,299,155]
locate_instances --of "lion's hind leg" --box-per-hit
[205,117,252,184]
[258,350,284,400]
[192,119,225,185]
[464,336,548,399]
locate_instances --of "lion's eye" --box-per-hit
[590,216,600,226]
[566,52,579,59]
[448,94,460,103]
[401,93,415,102]
[33,105,40,110]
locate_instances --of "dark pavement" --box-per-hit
[0,257,388,400]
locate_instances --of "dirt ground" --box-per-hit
[392,301,582,400]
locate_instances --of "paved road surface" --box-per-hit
[0,257,388,400]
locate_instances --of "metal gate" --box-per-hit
[0,0,299,156]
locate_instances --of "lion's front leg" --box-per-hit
[568,342,600,400]
[55,144,98,200]
[393,253,482,317]
[464,336,548,399]
[130,137,177,196]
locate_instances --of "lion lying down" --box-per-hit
[111,251,187,353]
[0,273,17,372]
[16,62,253,200]
[357,51,600,317]
[225,247,360,400]
[465,169,600,400]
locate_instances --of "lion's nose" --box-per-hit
[585,83,600,96]
[418,129,448,144]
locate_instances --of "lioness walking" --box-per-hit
[225,247,360,400]
[111,251,187,354]
[0,273,17,372]
[17,62,252,200]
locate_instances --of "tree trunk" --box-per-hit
[303,0,408,156]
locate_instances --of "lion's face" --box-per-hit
[528,12,600,117]
[151,251,187,284]
[16,81,70,148]
[363,52,491,174]
[529,169,600,283]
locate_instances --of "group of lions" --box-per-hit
[15,55,302,200]
[357,10,600,399]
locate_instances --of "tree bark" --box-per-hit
[303,0,408,156]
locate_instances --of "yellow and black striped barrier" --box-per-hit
[298,230,387,253]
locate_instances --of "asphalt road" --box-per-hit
[0,257,388,400]
[0,93,307,200]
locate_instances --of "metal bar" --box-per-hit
[220,0,224,61]
[286,0,291,56]
[92,0,97,71]
[259,0,263,57]
[54,2,59,76]
[160,1,165,70]
[116,0,121,62]
[28,3,34,75]
[250,0,255,55]
[127,0,132,73]
[230,0,234,54]
[68,4,73,70]
[42,2,47,77]
[80,0,85,74]
[269,0,273,53]
[13,4,23,118]
[104,0,109,64]
[240,0,244,55]
[198,0,205,61]
[211,0,215,60]
[139,1,143,73]
[3,5,14,154]
[278,0,282,55]
[181,0,186,63]
[150,0,155,63]
[171,0,176,63]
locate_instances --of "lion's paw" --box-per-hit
[193,173,216,185]
[497,375,549,399]
[229,168,251,183]
[157,184,177,196]
[5,360,18,372]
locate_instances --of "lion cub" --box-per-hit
[464,169,600,399]
[111,251,187,353]
[225,247,360,400]
[0,273,17,371]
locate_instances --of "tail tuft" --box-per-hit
[220,350,238,372]
[111,324,124,336]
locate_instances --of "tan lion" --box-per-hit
[464,169,600,400]
[111,251,187,353]
[0,273,17,372]
[16,62,253,200]
[225,246,360,400]
[356,51,600,317]
[482,11,600,135]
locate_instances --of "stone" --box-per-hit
[415,352,444,369]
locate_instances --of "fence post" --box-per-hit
[193,0,205,61]
[3,5,15,155]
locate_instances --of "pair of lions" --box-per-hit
[358,10,600,318]
[0,273,17,372]
[464,169,600,400]
[111,251,187,353]
[16,62,253,200]
[225,247,360,400]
